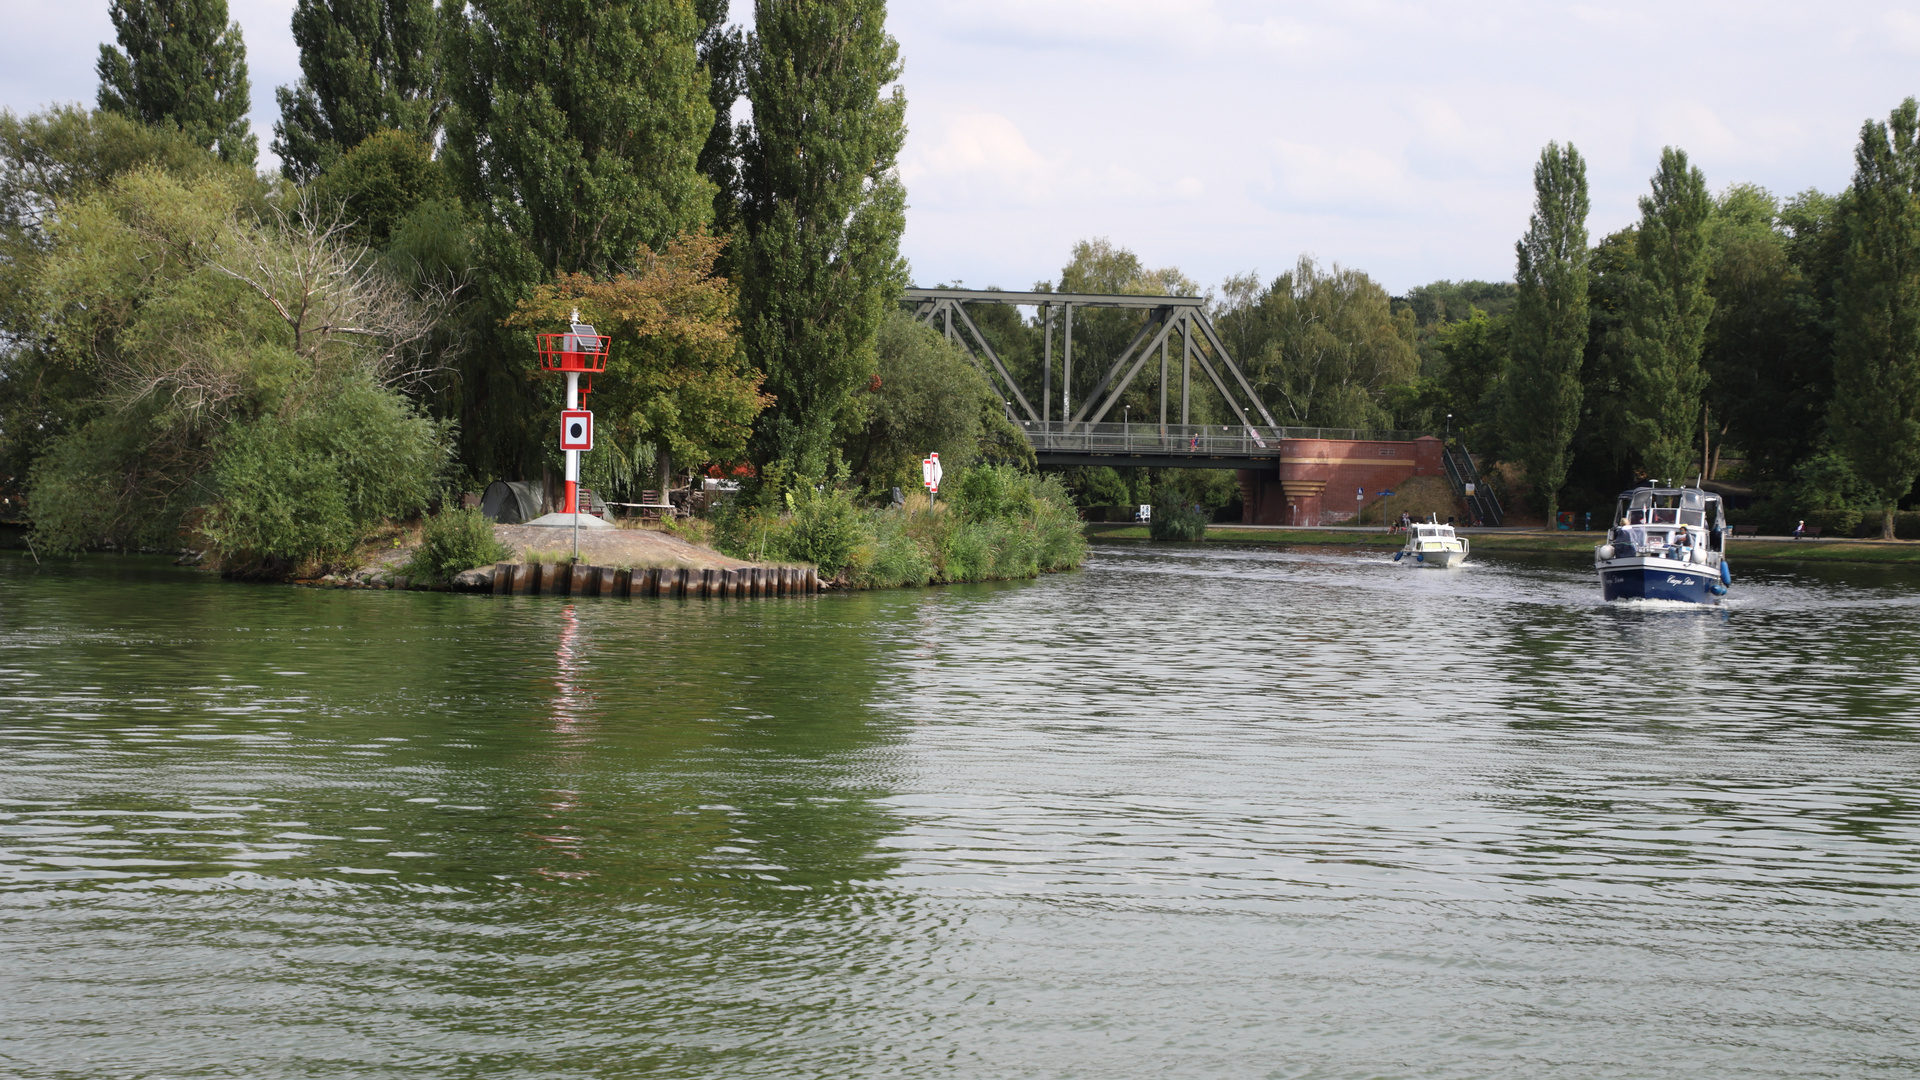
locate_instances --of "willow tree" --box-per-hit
[1502,141,1590,524]
[1620,147,1714,484]
[738,0,908,481]
[1831,98,1920,540]
[96,0,257,165]
[272,0,443,181]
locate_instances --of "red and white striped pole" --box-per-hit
[564,367,580,514]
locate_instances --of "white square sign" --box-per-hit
[560,409,593,451]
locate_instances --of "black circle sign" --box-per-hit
[568,420,585,440]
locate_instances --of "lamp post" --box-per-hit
[1446,413,1453,442]
[1124,405,1130,447]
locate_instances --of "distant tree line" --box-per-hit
[1383,109,1920,539]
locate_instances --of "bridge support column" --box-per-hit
[1238,460,1327,526]
[1279,480,1327,526]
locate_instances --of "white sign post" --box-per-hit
[921,452,944,499]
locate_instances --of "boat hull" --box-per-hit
[1598,558,1721,603]
[1416,547,1465,568]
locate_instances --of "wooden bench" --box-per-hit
[1803,525,1823,539]
[1732,524,1759,537]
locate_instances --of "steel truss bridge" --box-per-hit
[904,287,1420,468]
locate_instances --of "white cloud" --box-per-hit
[1,0,299,173]
[8,0,1918,291]
[902,111,1056,206]
[892,1,1915,292]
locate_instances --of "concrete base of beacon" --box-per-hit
[523,512,616,529]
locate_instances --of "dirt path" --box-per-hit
[490,524,757,570]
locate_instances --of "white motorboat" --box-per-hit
[1595,485,1731,603]
[1394,517,1468,568]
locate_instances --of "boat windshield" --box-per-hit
[1619,488,1686,525]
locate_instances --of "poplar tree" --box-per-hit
[696,0,747,237]
[1831,98,1920,540]
[271,0,443,182]
[442,0,714,277]
[1502,142,1590,524]
[96,0,257,166]
[739,0,908,479]
[1620,147,1714,484]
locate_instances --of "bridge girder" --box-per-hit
[902,287,1282,435]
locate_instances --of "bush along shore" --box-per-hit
[137,464,1088,596]
[714,465,1088,588]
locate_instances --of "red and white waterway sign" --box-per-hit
[921,452,943,493]
[560,409,593,451]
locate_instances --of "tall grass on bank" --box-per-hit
[714,465,1087,587]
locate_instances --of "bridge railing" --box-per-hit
[1020,421,1433,457]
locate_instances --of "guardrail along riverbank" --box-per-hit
[489,562,820,598]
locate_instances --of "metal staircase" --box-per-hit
[1441,445,1504,527]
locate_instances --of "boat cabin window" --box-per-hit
[1680,509,1705,526]
[1648,492,1682,524]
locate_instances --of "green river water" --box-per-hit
[2,545,1918,1078]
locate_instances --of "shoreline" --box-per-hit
[1084,523,1920,566]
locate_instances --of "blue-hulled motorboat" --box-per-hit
[1594,485,1732,603]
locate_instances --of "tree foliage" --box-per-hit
[1428,307,1509,449]
[96,0,257,165]
[1503,141,1590,522]
[1216,256,1418,429]
[506,232,768,493]
[442,0,714,278]
[1831,97,1920,539]
[1620,147,1714,483]
[23,166,449,560]
[272,0,443,182]
[310,128,454,246]
[739,0,908,480]
[1701,185,1830,482]
[695,0,748,238]
[848,309,1032,494]
[0,107,246,506]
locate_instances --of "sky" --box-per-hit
[6,1,1920,295]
